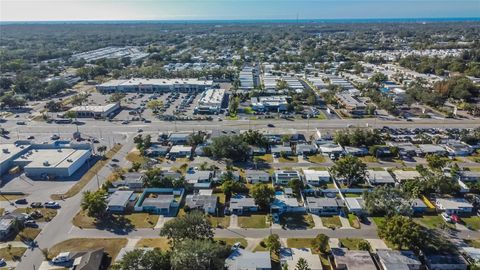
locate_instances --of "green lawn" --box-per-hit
[372,217,386,227]
[208,216,230,229]
[280,213,314,229]
[257,154,273,163]
[308,155,326,163]
[238,214,269,228]
[0,247,27,261]
[215,238,248,248]
[321,216,342,229]
[135,238,170,250]
[348,214,361,229]
[279,156,298,163]
[360,156,378,163]
[340,238,370,251]
[413,215,454,229]
[344,193,361,198]
[462,216,480,230]
[286,238,319,253]
[307,167,328,171]
[73,210,159,229]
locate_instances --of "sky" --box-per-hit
[1,0,479,22]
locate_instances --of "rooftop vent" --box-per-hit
[67,159,73,163]
[43,161,50,167]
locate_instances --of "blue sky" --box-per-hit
[1,0,479,21]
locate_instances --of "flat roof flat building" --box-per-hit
[68,103,120,118]
[194,88,225,114]
[96,78,214,93]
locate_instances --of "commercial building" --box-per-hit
[194,88,225,114]
[96,78,214,93]
[68,103,120,118]
[251,96,289,112]
[239,67,255,91]
[335,92,367,115]
[1,142,93,179]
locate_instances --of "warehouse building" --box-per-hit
[239,67,255,90]
[0,144,28,176]
[96,78,214,93]
[194,88,226,114]
[0,142,92,179]
[251,96,289,112]
[68,103,120,118]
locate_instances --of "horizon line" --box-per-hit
[1,16,480,24]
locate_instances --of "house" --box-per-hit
[303,170,330,186]
[318,143,344,157]
[111,172,144,191]
[271,192,305,216]
[168,145,192,157]
[344,197,365,215]
[424,253,468,270]
[245,170,270,184]
[225,248,271,270]
[391,170,421,183]
[387,142,418,157]
[185,194,218,214]
[344,146,369,157]
[280,248,322,270]
[435,198,473,215]
[220,171,241,182]
[458,170,480,182]
[134,188,184,216]
[250,146,267,156]
[331,248,377,270]
[168,133,191,145]
[366,170,395,186]
[0,213,25,240]
[185,170,212,185]
[71,248,104,270]
[107,190,134,213]
[146,144,170,157]
[411,198,428,214]
[376,249,422,270]
[444,141,473,156]
[290,133,306,144]
[274,170,301,185]
[271,145,293,157]
[296,144,318,156]
[229,195,258,215]
[417,144,447,157]
[306,197,343,216]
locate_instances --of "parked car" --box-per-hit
[52,253,71,264]
[15,198,28,205]
[44,201,60,208]
[0,258,5,266]
[24,220,39,228]
[30,202,43,208]
[27,135,35,140]
[267,123,275,127]
[441,212,452,223]
[51,134,60,140]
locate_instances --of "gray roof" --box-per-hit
[331,248,377,270]
[366,170,395,184]
[72,248,104,270]
[418,144,446,153]
[230,196,257,209]
[186,194,218,210]
[142,194,174,209]
[185,171,212,183]
[306,197,341,208]
[425,253,468,266]
[225,248,271,270]
[271,145,292,153]
[245,170,269,178]
[108,190,134,207]
[377,249,421,270]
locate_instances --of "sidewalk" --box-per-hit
[229,215,239,229]
[311,215,325,229]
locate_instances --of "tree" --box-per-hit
[45,101,62,112]
[70,93,88,106]
[288,178,304,197]
[369,72,388,84]
[64,110,77,121]
[250,183,275,210]
[378,215,425,251]
[146,100,164,113]
[110,93,126,104]
[160,211,214,247]
[97,145,107,156]
[311,233,329,253]
[81,190,107,218]
[363,186,413,217]
[242,130,269,148]
[295,258,311,270]
[265,234,281,256]
[170,239,229,270]
[357,240,371,251]
[208,135,250,161]
[221,180,245,198]
[330,156,367,187]
[188,132,205,146]
[113,248,171,270]
[426,154,450,171]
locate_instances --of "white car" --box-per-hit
[231,242,242,250]
[52,252,71,264]
[441,212,452,223]
[44,201,60,208]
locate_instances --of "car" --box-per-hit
[24,220,39,228]
[27,135,35,140]
[44,201,60,208]
[137,128,143,133]
[231,242,242,250]
[267,123,275,127]
[15,198,28,205]
[52,253,71,264]
[111,158,119,162]
[30,202,43,208]
[121,120,129,125]
[51,134,60,140]
[16,121,26,125]
[441,212,452,223]
[0,258,5,266]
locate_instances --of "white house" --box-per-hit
[435,198,473,215]
[303,170,330,186]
